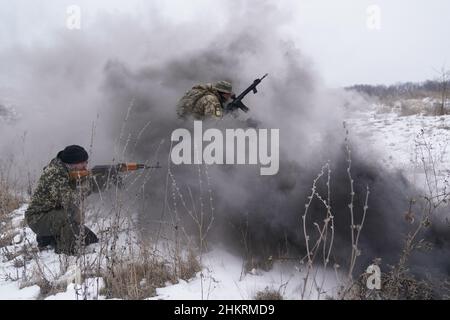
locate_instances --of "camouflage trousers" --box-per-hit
[26,209,98,255]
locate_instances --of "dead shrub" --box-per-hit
[35,279,68,299]
[346,269,436,300]
[175,249,202,281]
[399,101,424,116]
[13,258,25,268]
[0,180,21,220]
[254,287,284,300]
[101,259,175,300]
[375,104,395,114]
[244,256,274,273]
[0,231,16,249]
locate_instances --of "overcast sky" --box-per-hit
[1,0,449,87]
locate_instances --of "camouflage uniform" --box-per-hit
[25,158,97,254]
[176,81,233,120]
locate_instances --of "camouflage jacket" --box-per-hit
[176,84,224,120]
[25,158,91,222]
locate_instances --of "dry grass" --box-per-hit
[90,203,202,300]
[244,256,274,273]
[175,248,202,281]
[100,248,201,300]
[35,279,68,299]
[343,268,437,300]
[100,259,175,300]
[0,173,23,257]
[254,287,284,300]
[0,184,21,221]
[0,231,17,249]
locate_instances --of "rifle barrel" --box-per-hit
[228,74,268,112]
[122,163,161,171]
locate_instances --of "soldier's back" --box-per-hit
[176,84,221,120]
[26,158,68,219]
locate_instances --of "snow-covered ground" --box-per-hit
[0,205,339,300]
[2,108,450,300]
[346,110,450,195]
[347,111,450,167]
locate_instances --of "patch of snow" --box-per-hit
[45,278,105,300]
[0,282,40,300]
[152,248,339,300]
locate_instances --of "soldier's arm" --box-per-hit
[196,95,222,118]
[49,170,83,213]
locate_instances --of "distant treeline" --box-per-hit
[346,80,444,99]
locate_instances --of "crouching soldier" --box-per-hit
[25,145,99,255]
[176,80,234,120]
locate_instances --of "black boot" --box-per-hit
[36,236,57,250]
[82,226,99,246]
[54,242,77,256]
[53,226,98,256]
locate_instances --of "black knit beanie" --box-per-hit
[57,145,89,164]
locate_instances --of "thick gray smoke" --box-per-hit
[1,1,448,282]
[95,2,450,279]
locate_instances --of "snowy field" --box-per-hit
[346,110,450,194]
[1,109,450,300]
[0,205,339,300]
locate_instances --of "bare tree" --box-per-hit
[434,66,450,116]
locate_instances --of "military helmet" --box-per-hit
[214,80,233,94]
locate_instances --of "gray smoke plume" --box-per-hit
[1,1,448,283]
[95,2,450,280]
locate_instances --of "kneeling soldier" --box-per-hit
[25,145,98,255]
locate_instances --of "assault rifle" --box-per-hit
[69,162,161,181]
[225,73,268,113]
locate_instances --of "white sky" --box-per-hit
[1,0,449,87]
